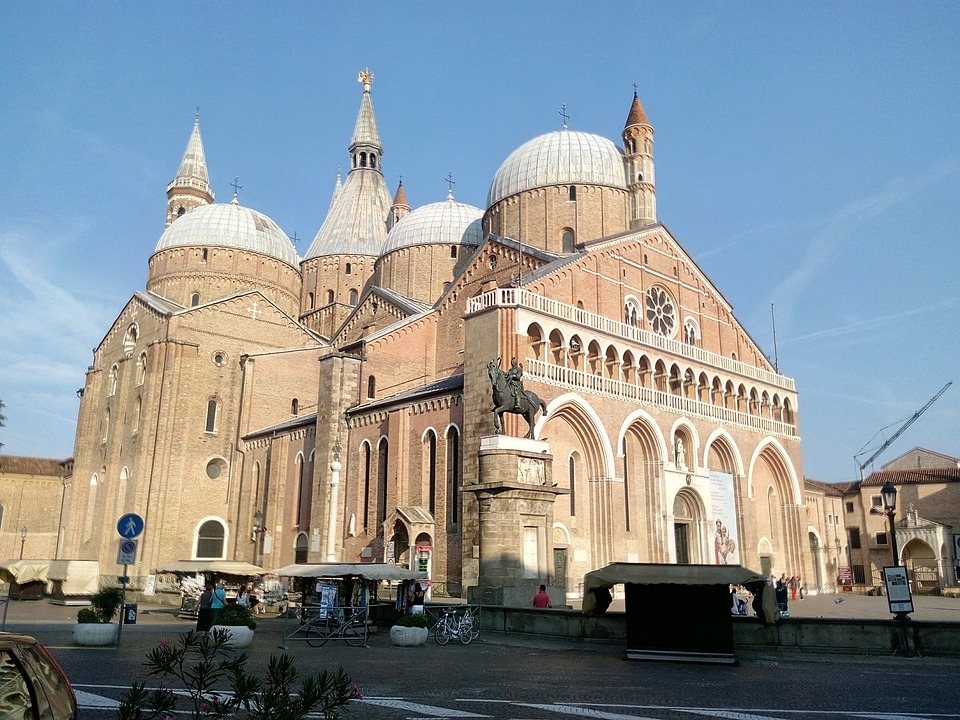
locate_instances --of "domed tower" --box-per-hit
[388,180,410,231]
[622,91,656,228]
[300,71,393,339]
[483,128,630,254]
[147,194,302,316]
[166,114,214,228]
[376,189,483,304]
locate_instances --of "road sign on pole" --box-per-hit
[117,539,138,565]
[117,513,144,539]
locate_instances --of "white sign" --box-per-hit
[117,539,138,565]
[882,565,914,614]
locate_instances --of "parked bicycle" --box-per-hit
[301,606,368,647]
[434,607,477,645]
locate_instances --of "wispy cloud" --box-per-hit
[771,158,960,328]
[783,296,960,346]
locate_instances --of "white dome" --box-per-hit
[155,199,299,267]
[487,130,627,207]
[383,194,483,254]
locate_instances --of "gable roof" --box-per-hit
[863,468,960,486]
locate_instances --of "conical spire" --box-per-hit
[624,91,650,129]
[350,69,382,159]
[166,113,214,228]
[388,179,410,230]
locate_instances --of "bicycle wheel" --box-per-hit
[463,610,481,640]
[306,618,330,647]
[458,620,473,645]
[435,619,452,645]
[342,621,367,647]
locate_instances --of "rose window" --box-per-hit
[645,286,676,337]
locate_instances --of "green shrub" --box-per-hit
[213,603,257,629]
[394,613,430,628]
[77,586,124,623]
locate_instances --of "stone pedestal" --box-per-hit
[466,436,567,607]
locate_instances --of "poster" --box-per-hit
[882,566,914,614]
[709,471,739,565]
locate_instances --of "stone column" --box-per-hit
[465,435,567,607]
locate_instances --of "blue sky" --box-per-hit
[1,3,958,482]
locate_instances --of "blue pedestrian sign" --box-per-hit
[117,513,144,539]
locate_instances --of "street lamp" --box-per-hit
[19,527,26,560]
[881,480,899,566]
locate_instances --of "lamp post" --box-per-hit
[19,527,26,560]
[881,480,899,566]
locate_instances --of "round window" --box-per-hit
[206,458,227,479]
[645,286,677,337]
[213,352,227,367]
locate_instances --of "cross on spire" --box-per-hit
[290,230,300,247]
[444,171,456,198]
[230,176,243,198]
[633,83,638,96]
[558,103,571,129]
[195,106,200,122]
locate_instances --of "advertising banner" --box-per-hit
[882,565,914,614]
[709,471,739,565]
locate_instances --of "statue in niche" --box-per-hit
[675,436,686,468]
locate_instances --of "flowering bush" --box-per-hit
[117,630,358,720]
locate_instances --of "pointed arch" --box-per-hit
[536,393,615,479]
[702,429,745,477]
[747,438,802,503]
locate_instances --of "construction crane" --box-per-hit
[854,382,952,480]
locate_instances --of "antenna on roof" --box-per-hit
[771,303,780,373]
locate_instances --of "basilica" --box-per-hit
[59,72,808,600]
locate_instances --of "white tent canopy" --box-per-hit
[154,560,265,576]
[272,562,426,581]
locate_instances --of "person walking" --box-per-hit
[210,582,227,624]
[775,578,789,617]
[196,582,214,632]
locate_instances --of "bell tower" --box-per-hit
[622,91,656,228]
[166,112,214,228]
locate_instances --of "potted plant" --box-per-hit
[389,612,430,647]
[74,586,124,646]
[209,603,257,649]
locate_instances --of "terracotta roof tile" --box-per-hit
[0,455,68,477]
[392,181,409,208]
[863,468,960,486]
[624,92,650,128]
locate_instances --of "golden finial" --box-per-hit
[358,68,374,91]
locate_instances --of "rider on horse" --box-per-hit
[504,357,525,410]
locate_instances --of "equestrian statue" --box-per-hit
[487,357,547,439]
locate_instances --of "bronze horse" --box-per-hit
[487,357,547,439]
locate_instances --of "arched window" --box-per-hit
[345,263,352,275]
[377,438,388,534]
[123,324,138,357]
[624,297,641,327]
[561,228,575,253]
[133,397,141,434]
[367,376,376,399]
[205,399,218,433]
[295,453,305,527]
[362,442,372,533]
[450,246,458,258]
[136,353,147,385]
[370,154,377,168]
[196,520,226,559]
[101,409,110,443]
[621,440,631,531]
[446,426,460,526]
[424,430,437,514]
[349,289,358,305]
[191,292,200,307]
[568,453,577,516]
[295,533,309,564]
[360,152,367,167]
[108,365,119,396]
[684,318,700,346]
[308,292,315,309]
[177,206,186,217]
[326,290,335,304]
[291,398,299,416]
[568,186,577,201]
